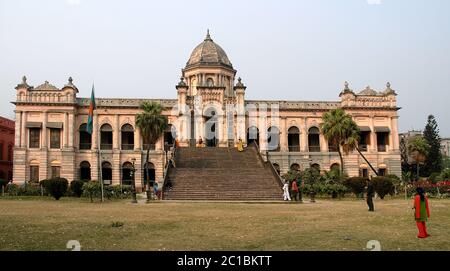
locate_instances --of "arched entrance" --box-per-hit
[143,162,156,186]
[101,161,112,185]
[204,108,219,147]
[122,162,133,186]
[80,161,91,181]
[247,126,260,146]
[308,127,321,152]
[290,163,301,172]
[273,163,281,175]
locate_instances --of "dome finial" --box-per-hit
[205,29,212,41]
[344,81,349,90]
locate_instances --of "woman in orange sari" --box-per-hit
[413,187,431,238]
[237,138,244,152]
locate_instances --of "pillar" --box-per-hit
[300,117,307,152]
[391,116,400,151]
[114,114,120,150]
[42,112,48,148]
[68,112,75,148]
[92,112,99,150]
[15,111,22,148]
[21,112,27,147]
[280,117,288,151]
[63,112,68,148]
[369,116,376,152]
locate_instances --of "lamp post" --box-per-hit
[130,157,138,204]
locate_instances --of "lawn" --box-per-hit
[1,197,449,251]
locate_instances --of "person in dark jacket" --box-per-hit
[366,179,375,212]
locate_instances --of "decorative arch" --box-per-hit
[121,124,135,150]
[101,161,113,184]
[290,163,301,171]
[79,123,92,150]
[330,163,340,173]
[100,124,113,150]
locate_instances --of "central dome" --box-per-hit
[186,30,233,69]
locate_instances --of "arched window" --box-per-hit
[273,163,281,175]
[164,124,175,150]
[328,140,339,152]
[80,161,91,181]
[308,127,320,152]
[290,163,300,172]
[330,163,340,174]
[50,160,61,179]
[100,124,113,150]
[311,163,321,172]
[206,78,214,87]
[79,124,92,150]
[101,161,112,184]
[122,162,133,185]
[247,126,260,146]
[288,127,300,152]
[121,124,134,150]
[29,160,39,183]
[267,126,280,152]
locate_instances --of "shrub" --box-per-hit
[6,183,19,196]
[18,182,41,196]
[321,183,348,198]
[105,185,133,199]
[344,177,368,197]
[429,172,441,184]
[82,181,102,202]
[70,180,86,198]
[372,177,394,199]
[40,179,52,195]
[46,178,69,200]
[0,179,10,195]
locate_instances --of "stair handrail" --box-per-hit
[251,141,284,188]
[161,144,176,200]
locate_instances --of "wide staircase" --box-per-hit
[163,146,283,201]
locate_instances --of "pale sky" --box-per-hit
[1,0,449,135]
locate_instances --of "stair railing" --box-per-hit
[161,144,176,200]
[252,141,284,188]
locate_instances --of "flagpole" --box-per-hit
[98,120,104,203]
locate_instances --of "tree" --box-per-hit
[407,135,430,180]
[400,135,411,174]
[135,102,168,201]
[422,115,443,176]
[320,108,377,175]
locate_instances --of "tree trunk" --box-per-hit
[145,147,151,196]
[338,147,344,174]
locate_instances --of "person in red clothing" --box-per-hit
[291,179,299,201]
[413,187,431,238]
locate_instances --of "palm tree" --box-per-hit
[320,109,378,175]
[407,135,430,180]
[136,101,168,201]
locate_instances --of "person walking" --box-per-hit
[291,179,299,201]
[414,187,431,238]
[367,179,375,212]
[237,138,244,152]
[283,181,291,201]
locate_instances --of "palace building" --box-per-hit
[12,31,401,194]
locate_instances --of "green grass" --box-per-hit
[1,197,450,251]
